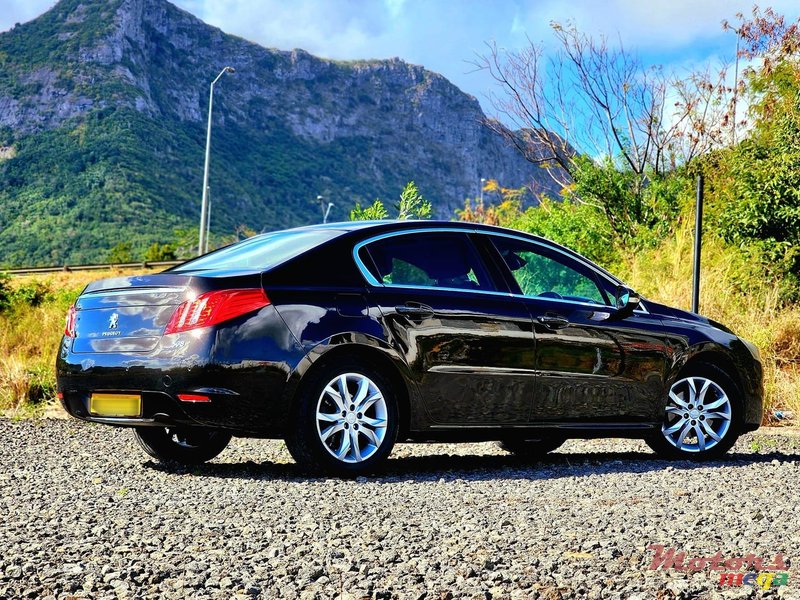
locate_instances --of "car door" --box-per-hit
[355,229,536,426]
[482,233,670,423]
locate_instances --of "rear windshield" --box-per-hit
[170,229,341,272]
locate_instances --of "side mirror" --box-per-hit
[614,285,640,319]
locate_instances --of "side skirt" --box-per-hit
[402,422,660,443]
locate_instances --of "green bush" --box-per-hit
[144,242,176,262]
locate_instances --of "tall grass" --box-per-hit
[617,219,800,421]
[0,268,145,414]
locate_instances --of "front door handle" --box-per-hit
[395,303,434,318]
[537,315,570,329]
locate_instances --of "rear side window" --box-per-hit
[171,229,340,272]
[362,232,497,292]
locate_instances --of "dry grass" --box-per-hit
[0,268,148,414]
[10,267,145,291]
[0,356,31,410]
[618,220,800,421]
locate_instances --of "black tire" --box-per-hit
[134,427,232,465]
[285,357,399,476]
[496,438,564,458]
[645,363,742,460]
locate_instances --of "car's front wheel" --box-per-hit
[134,427,232,465]
[285,359,399,476]
[646,364,741,460]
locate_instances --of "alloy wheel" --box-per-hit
[661,376,732,453]
[315,373,388,463]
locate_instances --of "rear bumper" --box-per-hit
[56,308,306,435]
[58,385,269,429]
[57,360,296,435]
[60,389,204,428]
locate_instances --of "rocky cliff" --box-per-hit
[0,0,555,266]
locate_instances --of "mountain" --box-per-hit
[0,0,556,267]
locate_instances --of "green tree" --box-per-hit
[396,181,432,219]
[107,242,133,264]
[350,200,389,221]
[351,181,432,221]
[143,242,177,262]
[713,8,800,299]
[457,179,621,268]
[570,155,686,247]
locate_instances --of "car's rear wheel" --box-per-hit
[646,364,741,460]
[134,427,232,465]
[496,438,564,458]
[285,358,399,476]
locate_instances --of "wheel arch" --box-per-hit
[677,349,744,395]
[668,345,748,426]
[282,334,417,439]
[666,337,763,429]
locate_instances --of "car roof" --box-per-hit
[278,218,578,259]
[275,219,532,237]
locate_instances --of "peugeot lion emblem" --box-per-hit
[108,313,119,330]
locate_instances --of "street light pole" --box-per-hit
[480,177,486,204]
[205,187,211,254]
[198,66,235,256]
[323,202,334,224]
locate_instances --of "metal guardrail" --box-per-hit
[4,260,184,276]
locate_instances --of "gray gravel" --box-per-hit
[1,419,799,599]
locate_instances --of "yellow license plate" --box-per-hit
[89,393,142,417]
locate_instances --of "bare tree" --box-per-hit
[475,22,743,192]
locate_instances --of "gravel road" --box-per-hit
[1,419,799,600]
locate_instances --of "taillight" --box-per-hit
[164,289,270,334]
[64,304,77,337]
[177,393,211,403]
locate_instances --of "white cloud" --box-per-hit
[2,0,799,112]
[517,0,800,51]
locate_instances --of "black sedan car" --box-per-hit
[56,221,763,475]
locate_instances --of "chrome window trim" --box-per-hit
[351,227,649,314]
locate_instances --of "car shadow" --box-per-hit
[142,448,797,482]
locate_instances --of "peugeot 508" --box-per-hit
[56,221,763,475]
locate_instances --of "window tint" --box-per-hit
[490,236,608,305]
[363,232,496,292]
[171,229,340,272]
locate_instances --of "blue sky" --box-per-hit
[2,0,800,115]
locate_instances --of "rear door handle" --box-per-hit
[537,315,570,329]
[395,303,434,318]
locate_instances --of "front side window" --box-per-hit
[362,232,497,292]
[490,236,608,305]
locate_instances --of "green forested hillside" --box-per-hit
[0,107,423,265]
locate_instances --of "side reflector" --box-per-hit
[177,393,211,403]
[165,289,270,335]
[64,304,77,337]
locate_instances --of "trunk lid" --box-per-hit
[72,274,191,353]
